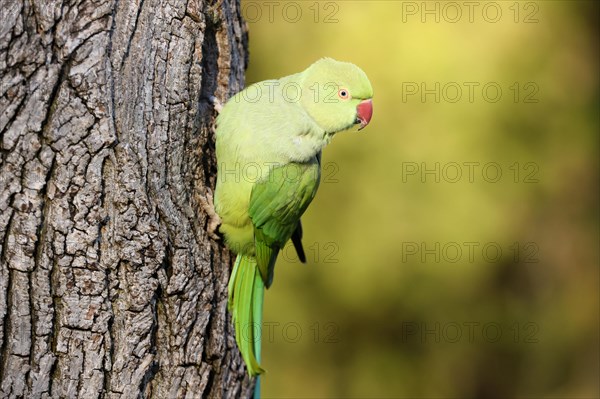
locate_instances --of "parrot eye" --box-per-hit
[338,88,350,100]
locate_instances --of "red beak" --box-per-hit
[356,99,373,130]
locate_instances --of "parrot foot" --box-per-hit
[199,188,222,240]
[207,95,223,114]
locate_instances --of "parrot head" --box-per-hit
[300,58,373,134]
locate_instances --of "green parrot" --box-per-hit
[213,58,373,379]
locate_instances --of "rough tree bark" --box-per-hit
[0,0,251,397]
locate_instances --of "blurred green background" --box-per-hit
[241,1,599,398]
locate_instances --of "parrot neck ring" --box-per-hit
[356,99,373,130]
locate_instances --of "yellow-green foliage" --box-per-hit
[242,1,599,397]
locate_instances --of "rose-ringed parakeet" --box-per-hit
[213,58,373,380]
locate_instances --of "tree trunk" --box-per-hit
[0,0,250,397]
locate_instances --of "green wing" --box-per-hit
[248,157,321,288]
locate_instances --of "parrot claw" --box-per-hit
[199,188,222,240]
[208,95,223,114]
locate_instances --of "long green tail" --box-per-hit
[228,254,265,378]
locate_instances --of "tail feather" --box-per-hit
[229,254,265,377]
[228,255,241,312]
